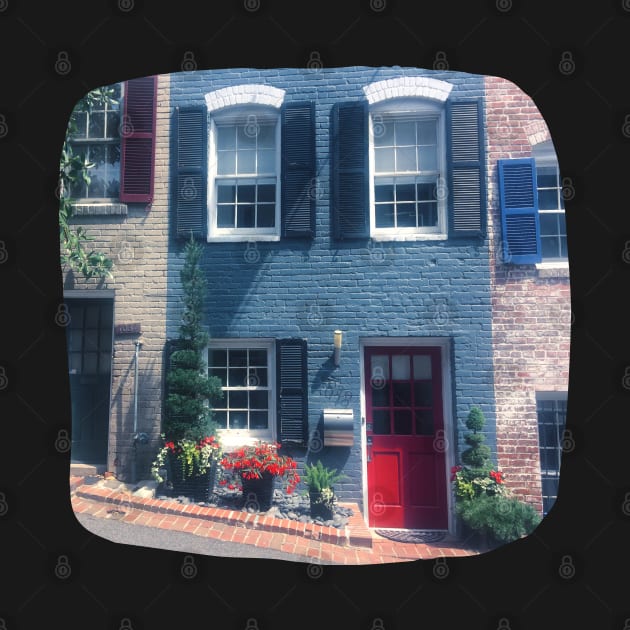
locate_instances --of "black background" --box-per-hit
[1,1,629,628]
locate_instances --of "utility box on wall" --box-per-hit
[322,409,354,446]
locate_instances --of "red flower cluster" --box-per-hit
[489,470,504,484]
[219,441,301,494]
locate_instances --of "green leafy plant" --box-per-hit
[163,235,223,443]
[455,494,541,545]
[151,434,222,485]
[452,406,541,548]
[59,85,116,280]
[302,460,346,493]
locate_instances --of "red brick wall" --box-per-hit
[485,76,571,513]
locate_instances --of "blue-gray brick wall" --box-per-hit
[166,67,496,507]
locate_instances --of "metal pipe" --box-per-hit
[131,339,142,483]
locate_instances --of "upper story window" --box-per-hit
[332,76,485,241]
[533,140,566,261]
[370,101,446,237]
[68,83,122,200]
[497,141,567,266]
[209,107,280,239]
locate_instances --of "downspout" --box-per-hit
[131,339,148,483]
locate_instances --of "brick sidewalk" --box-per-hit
[70,476,481,564]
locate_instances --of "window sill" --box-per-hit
[207,234,281,243]
[370,232,447,242]
[71,202,128,216]
[535,261,570,278]
[217,431,274,451]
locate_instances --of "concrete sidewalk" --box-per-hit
[70,475,482,565]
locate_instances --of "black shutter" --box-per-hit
[498,158,542,264]
[446,98,486,238]
[276,338,308,445]
[332,101,369,239]
[281,102,316,237]
[175,106,207,239]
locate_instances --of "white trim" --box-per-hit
[204,84,285,113]
[535,261,569,270]
[207,338,276,448]
[363,77,453,104]
[358,336,456,535]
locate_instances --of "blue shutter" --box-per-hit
[498,158,541,264]
[276,338,308,446]
[332,101,369,239]
[175,106,207,239]
[446,99,486,238]
[281,102,316,238]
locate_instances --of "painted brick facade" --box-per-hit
[485,75,571,512]
[168,67,497,523]
[63,74,170,479]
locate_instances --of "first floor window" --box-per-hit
[208,342,273,438]
[536,392,567,515]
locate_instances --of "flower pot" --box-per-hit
[166,451,187,496]
[309,489,335,521]
[241,471,275,511]
[192,460,217,503]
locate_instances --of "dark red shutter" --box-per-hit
[120,75,157,205]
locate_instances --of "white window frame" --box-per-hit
[68,82,124,203]
[368,98,448,241]
[207,105,281,242]
[207,338,276,449]
[533,140,568,267]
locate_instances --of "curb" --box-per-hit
[74,483,373,549]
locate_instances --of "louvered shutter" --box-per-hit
[276,339,308,445]
[281,102,316,237]
[175,106,207,239]
[498,158,541,264]
[332,101,369,239]
[446,98,486,237]
[120,75,157,204]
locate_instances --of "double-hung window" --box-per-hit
[68,83,122,200]
[534,141,567,261]
[370,102,446,238]
[209,107,281,240]
[536,392,567,516]
[208,341,275,443]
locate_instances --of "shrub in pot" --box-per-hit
[303,460,346,521]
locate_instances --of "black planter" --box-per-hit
[241,472,275,511]
[309,489,335,521]
[166,452,217,502]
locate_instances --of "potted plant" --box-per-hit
[151,236,224,501]
[218,441,301,511]
[451,407,541,549]
[302,460,346,521]
[152,434,222,502]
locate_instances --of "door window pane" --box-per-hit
[392,355,410,380]
[394,409,413,435]
[413,355,432,379]
[372,409,391,435]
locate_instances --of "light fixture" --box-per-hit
[333,330,343,367]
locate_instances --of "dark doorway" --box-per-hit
[66,297,113,465]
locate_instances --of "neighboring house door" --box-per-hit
[65,297,114,465]
[364,345,448,529]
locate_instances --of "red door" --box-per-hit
[365,346,447,529]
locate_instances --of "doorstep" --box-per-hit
[71,476,372,549]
